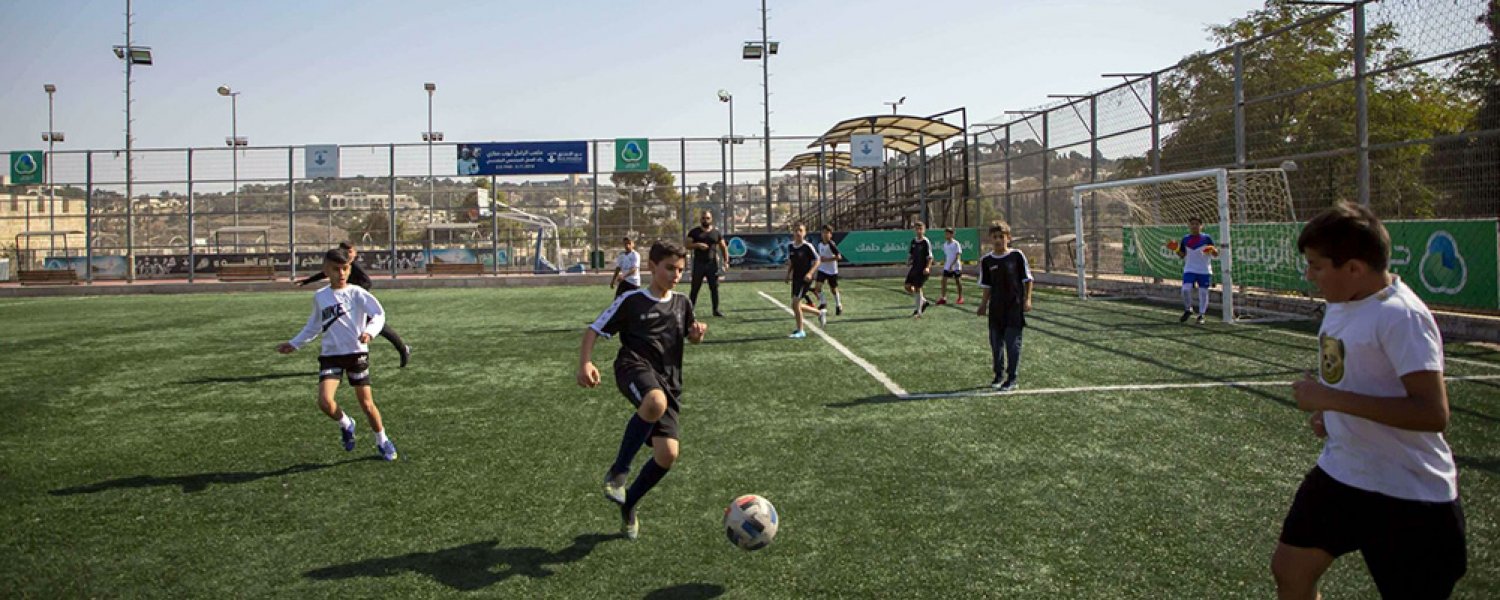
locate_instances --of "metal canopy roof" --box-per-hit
[809,114,963,154]
[780,151,855,172]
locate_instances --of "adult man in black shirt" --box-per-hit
[783,223,825,338]
[685,211,729,317]
[297,242,412,368]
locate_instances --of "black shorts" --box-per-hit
[1279,466,1467,597]
[791,277,813,303]
[614,360,680,444]
[904,266,929,288]
[318,353,371,387]
[615,281,639,297]
[814,271,839,289]
[942,269,963,279]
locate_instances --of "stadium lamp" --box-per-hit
[1280,160,1299,172]
[112,45,153,65]
[422,132,445,142]
[717,90,732,103]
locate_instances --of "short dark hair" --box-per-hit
[989,221,1012,236]
[944,227,954,234]
[1297,202,1390,272]
[914,221,926,229]
[622,236,633,243]
[1188,217,1202,225]
[324,248,352,265]
[338,241,354,251]
[822,224,834,233]
[648,240,688,264]
[792,222,805,230]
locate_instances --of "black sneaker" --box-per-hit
[399,344,412,368]
[713,310,726,317]
[1179,310,1193,323]
[835,305,843,316]
[921,301,933,314]
[999,379,1018,392]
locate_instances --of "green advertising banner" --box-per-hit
[614,138,649,173]
[838,228,982,265]
[9,151,44,185]
[1123,219,1498,310]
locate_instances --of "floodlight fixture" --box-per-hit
[742,43,762,60]
[424,82,436,92]
[422,132,445,142]
[225,136,248,147]
[717,90,732,102]
[113,45,153,65]
[43,83,56,93]
[42,132,64,142]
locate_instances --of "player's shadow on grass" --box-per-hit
[177,372,313,385]
[644,583,727,599]
[1455,455,1500,476]
[303,533,624,591]
[48,456,379,495]
[699,335,790,345]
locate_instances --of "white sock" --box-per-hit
[375,430,389,445]
[816,291,825,305]
[338,414,354,430]
[1182,284,1194,311]
[915,292,924,312]
[1199,288,1211,315]
[835,292,842,308]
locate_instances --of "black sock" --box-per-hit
[611,415,653,475]
[380,325,406,352]
[623,455,670,511]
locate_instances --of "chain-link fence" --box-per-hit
[972,0,1499,276]
[1,136,839,280]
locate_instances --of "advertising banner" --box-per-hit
[1122,219,1498,309]
[725,228,981,268]
[457,142,588,176]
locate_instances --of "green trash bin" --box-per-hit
[590,249,606,270]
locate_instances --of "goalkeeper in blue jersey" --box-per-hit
[1168,217,1219,324]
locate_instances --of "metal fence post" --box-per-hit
[591,140,600,267]
[1041,111,1051,272]
[85,151,93,283]
[1005,125,1013,224]
[1089,94,1099,280]
[288,146,296,280]
[1353,2,1369,208]
[187,149,194,283]
[389,144,398,279]
[491,175,499,274]
[680,137,688,237]
[1234,45,1246,172]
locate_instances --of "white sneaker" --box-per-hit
[817,309,827,327]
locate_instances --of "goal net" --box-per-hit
[1071,168,1304,323]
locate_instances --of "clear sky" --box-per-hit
[0,0,1264,152]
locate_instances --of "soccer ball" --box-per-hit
[723,494,779,551]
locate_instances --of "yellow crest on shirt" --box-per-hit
[1319,333,1345,384]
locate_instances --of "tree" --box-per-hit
[1424,0,1499,215]
[1136,0,1470,217]
[602,163,682,241]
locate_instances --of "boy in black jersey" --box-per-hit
[975,222,1033,391]
[784,223,826,338]
[577,240,708,540]
[297,242,411,368]
[905,222,934,317]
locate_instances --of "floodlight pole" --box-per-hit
[425,82,436,223]
[44,84,57,247]
[124,0,135,281]
[760,0,772,232]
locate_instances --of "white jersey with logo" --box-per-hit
[289,285,386,356]
[1316,277,1455,502]
[817,241,841,275]
[942,240,963,271]
[617,250,641,286]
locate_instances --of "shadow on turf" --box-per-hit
[1455,455,1500,476]
[644,583,727,599]
[177,372,313,385]
[304,533,624,591]
[827,368,1302,409]
[48,456,380,495]
[699,335,790,345]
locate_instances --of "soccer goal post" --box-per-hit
[1070,167,1298,324]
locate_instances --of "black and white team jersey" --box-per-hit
[817,240,842,275]
[590,288,697,393]
[788,240,819,280]
[289,285,387,356]
[977,249,1034,326]
[908,237,933,267]
[616,250,641,286]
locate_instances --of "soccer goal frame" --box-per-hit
[1071,168,1236,323]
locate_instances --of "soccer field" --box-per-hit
[2,279,1497,598]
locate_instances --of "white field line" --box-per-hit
[756,290,908,398]
[903,374,1500,401]
[1082,296,1500,372]
[0,296,99,308]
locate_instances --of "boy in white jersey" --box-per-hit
[277,248,399,461]
[936,227,965,305]
[1273,202,1465,598]
[813,225,844,316]
[1169,217,1219,324]
[611,236,641,297]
